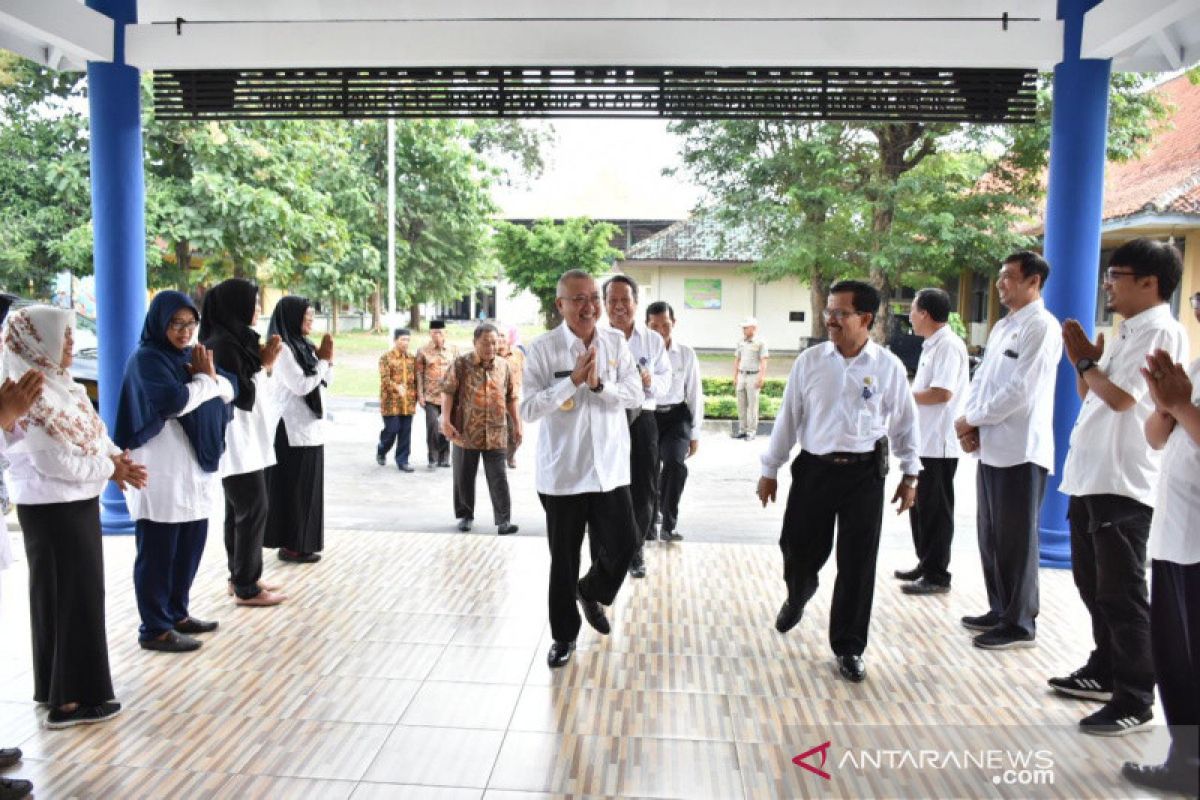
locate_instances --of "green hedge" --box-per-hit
[701,376,786,398]
[704,394,782,420]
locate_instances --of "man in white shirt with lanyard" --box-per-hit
[1051,238,1188,737]
[646,301,704,543]
[896,288,969,596]
[955,251,1062,650]
[758,280,920,683]
[604,275,672,579]
[521,269,644,668]
[1121,290,1200,796]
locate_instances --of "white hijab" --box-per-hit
[0,306,106,458]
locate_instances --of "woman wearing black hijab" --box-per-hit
[114,291,236,652]
[200,279,287,606]
[264,297,334,562]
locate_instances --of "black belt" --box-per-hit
[802,450,873,465]
[655,403,682,413]
[739,369,759,374]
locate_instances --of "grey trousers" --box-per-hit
[736,374,760,435]
[976,462,1047,637]
[424,403,450,464]
[452,446,511,526]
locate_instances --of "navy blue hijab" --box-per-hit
[113,291,235,472]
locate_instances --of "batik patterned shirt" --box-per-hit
[441,353,514,451]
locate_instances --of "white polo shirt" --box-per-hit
[963,298,1062,471]
[912,325,969,460]
[520,324,644,495]
[1059,303,1189,506]
[761,340,921,479]
[1148,358,1200,565]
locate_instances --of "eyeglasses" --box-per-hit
[822,309,863,321]
[167,320,199,332]
[1104,268,1138,282]
[563,294,602,306]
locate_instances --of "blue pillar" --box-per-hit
[86,0,145,534]
[1038,0,1111,568]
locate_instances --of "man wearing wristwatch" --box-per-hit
[757,280,920,684]
[1052,238,1188,737]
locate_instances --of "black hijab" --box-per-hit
[268,295,324,417]
[0,294,17,324]
[199,278,262,412]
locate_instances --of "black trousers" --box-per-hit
[452,446,511,525]
[134,518,207,640]
[779,453,885,657]
[655,405,692,533]
[18,498,115,708]
[223,469,267,599]
[539,488,638,643]
[908,456,958,586]
[423,403,450,465]
[976,462,1046,637]
[1068,494,1154,708]
[378,414,414,466]
[628,412,659,542]
[1150,559,1200,774]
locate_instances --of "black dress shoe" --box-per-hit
[893,566,922,581]
[0,748,20,768]
[438,460,451,468]
[1121,761,1199,795]
[901,577,950,595]
[279,549,321,563]
[547,640,575,668]
[174,617,219,635]
[0,776,33,800]
[628,549,646,579]
[837,655,866,682]
[375,452,386,466]
[775,599,804,633]
[398,463,415,473]
[457,518,473,532]
[663,530,684,542]
[497,523,519,535]
[140,630,201,653]
[576,585,611,635]
[960,610,1001,632]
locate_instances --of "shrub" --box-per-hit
[703,393,782,420]
[701,376,786,398]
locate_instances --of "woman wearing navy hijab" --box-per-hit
[114,291,236,653]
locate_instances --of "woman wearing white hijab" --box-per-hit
[0,306,147,730]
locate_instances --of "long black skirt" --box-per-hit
[17,497,116,707]
[263,420,325,554]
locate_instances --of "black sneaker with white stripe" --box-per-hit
[1079,702,1152,737]
[1048,666,1113,702]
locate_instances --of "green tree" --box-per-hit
[492,217,622,327]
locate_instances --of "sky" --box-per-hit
[491,118,708,220]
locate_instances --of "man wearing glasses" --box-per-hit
[520,270,643,668]
[1051,238,1188,737]
[955,251,1062,651]
[757,280,919,683]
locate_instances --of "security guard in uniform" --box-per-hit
[733,318,768,439]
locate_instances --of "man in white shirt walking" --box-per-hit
[955,251,1062,650]
[897,288,969,595]
[1121,292,1200,796]
[604,275,672,578]
[521,270,644,668]
[758,280,920,683]
[1051,238,1188,737]
[646,301,704,542]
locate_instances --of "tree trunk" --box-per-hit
[369,285,383,332]
[541,299,562,329]
[174,239,191,293]
[330,299,339,336]
[408,302,422,331]
[808,271,829,340]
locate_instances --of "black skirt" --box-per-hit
[17,497,116,707]
[263,420,325,553]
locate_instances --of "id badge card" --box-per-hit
[856,410,872,438]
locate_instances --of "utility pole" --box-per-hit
[386,117,397,325]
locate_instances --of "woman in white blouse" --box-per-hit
[0,306,146,729]
[114,291,236,653]
[264,297,334,563]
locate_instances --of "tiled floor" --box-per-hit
[0,528,1181,798]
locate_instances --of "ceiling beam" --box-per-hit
[1082,0,1196,60]
[1151,27,1184,70]
[126,18,1064,71]
[0,0,113,67]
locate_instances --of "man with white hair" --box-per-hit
[733,317,769,440]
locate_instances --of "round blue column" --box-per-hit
[86,0,145,534]
[1038,0,1112,568]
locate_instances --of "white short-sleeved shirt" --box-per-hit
[1148,358,1200,565]
[913,325,969,459]
[1059,304,1189,506]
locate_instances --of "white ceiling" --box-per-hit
[2,1,1198,73]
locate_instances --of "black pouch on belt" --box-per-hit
[874,437,890,480]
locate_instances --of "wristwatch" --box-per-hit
[1075,357,1097,377]
[590,380,604,393]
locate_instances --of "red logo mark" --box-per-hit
[793,741,833,780]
